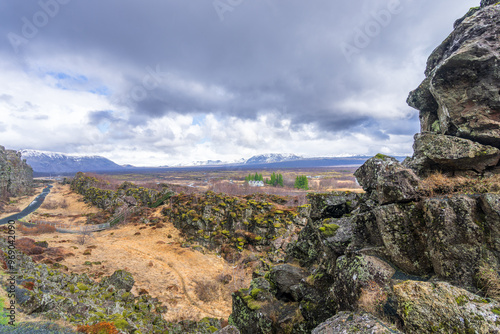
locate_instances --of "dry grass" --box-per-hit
[421,173,500,196]
[358,280,387,315]
[41,198,68,210]
[475,262,500,301]
[18,223,57,235]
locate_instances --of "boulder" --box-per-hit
[214,326,240,334]
[354,155,422,205]
[307,192,359,219]
[394,281,500,333]
[373,203,433,275]
[331,255,395,313]
[268,264,309,301]
[100,270,135,292]
[422,195,488,286]
[407,133,500,175]
[312,311,402,334]
[408,5,500,147]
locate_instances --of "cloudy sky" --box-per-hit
[0,0,478,166]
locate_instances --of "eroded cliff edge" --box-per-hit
[0,145,33,198]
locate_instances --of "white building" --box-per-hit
[248,181,265,187]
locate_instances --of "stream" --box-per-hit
[0,185,53,225]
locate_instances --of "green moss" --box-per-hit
[375,153,389,160]
[76,283,89,291]
[492,307,500,315]
[113,318,129,330]
[455,295,468,306]
[209,326,218,333]
[250,288,262,298]
[319,223,340,237]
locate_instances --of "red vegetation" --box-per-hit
[76,322,119,334]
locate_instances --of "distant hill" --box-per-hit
[20,150,124,175]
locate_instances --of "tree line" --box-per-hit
[245,172,308,190]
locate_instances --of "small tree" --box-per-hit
[294,175,309,190]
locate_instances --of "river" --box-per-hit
[0,185,53,225]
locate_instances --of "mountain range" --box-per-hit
[19,149,406,175]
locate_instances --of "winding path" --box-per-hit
[0,185,52,225]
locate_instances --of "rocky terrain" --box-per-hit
[225,2,500,333]
[0,146,33,198]
[0,1,499,333]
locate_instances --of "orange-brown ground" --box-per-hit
[16,184,252,322]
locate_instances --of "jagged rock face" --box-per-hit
[394,281,500,333]
[354,155,422,204]
[0,145,33,197]
[312,311,402,334]
[406,133,500,175]
[408,5,500,148]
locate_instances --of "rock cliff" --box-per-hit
[227,2,500,333]
[0,145,33,197]
[406,1,500,176]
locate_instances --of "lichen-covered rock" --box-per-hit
[286,216,354,273]
[229,286,308,334]
[311,311,402,334]
[354,155,422,205]
[408,5,500,147]
[214,326,241,334]
[0,145,33,196]
[100,270,135,292]
[406,133,500,175]
[331,255,395,313]
[394,281,500,333]
[268,264,309,301]
[306,192,359,220]
[163,191,309,262]
[373,203,433,275]
[422,195,488,286]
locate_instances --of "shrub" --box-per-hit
[18,223,57,235]
[194,280,219,303]
[76,321,119,334]
[475,262,500,301]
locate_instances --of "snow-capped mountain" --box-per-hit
[20,149,124,174]
[174,158,246,167]
[245,153,303,165]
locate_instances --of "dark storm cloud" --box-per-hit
[1,0,478,140]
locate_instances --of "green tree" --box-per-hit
[277,174,284,187]
[294,175,308,190]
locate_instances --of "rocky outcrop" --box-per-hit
[406,133,500,176]
[406,3,500,175]
[312,311,402,334]
[355,155,422,204]
[0,145,33,197]
[71,172,172,210]
[228,3,500,333]
[394,281,500,333]
[163,192,309,262]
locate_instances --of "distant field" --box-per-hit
[94,166,363,196]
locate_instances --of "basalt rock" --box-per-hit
[312,311,402,334]
[0,145,33,197]
[406,133,500,176]
[394,281,500,333]
[407,5,500,148]
[354,155,422,205]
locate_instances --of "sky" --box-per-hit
[0,0,478,166]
